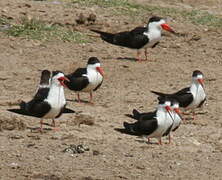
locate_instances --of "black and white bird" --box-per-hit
[9,70,71,131]
[65,57,104,103]
[164,99,183,144]
[151,70,206,119]
[171,99,183,132]
[123,98,173,145]
[91,16,175,61]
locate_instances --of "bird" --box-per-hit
[151,70,206,119]
[91,16,175,61]
[164,98,183,144]
[8,70,71,132]
[171,99,183,132]
[64,57,104,103]
[123,98,174,145]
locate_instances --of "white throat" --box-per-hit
[44,82,66,119]
[143,25,162,48]
[189,81,206,108]
[82,66,103,92]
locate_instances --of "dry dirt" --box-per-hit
[0,0,222,179]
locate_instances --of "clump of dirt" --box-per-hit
[0,115,26,131]
[76,13,97,25]
[71,113,95,127]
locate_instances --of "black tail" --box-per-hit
[132,109,141,120]
[123,122,135,133]
[90,29,115,44]
[150,90,167,97]
[62,108,75,114]
[7,108,30,116]
[19,101,27,110]
[125,109,141,120]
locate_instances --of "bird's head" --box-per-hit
[87,57,104,77]
[192,70,204,86]
[52,71,70,88]
[148,16,175,33]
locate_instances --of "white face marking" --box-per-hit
[51,72,65,86]
[87,63,101,70]
[165,101,171,106]
[148,19,166,30]
[193,74,203,80]
[172,103,179,109]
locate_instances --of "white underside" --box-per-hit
[147,109,173,140]
[172,113,182,130]
[43,84,66,119]
[142,29,161,49]
[81,70,103,92]
[186,83,206,109]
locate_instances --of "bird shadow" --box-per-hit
[66,98,93,105]
[26,126,53,133]
[114,128,140,136]
[116,57,138,62]
[114,128,158,145]
[7,107,75,117]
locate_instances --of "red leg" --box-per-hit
[144,49,148,60]
[147,137,151,143]
[89,92,93,104]
[39,119,43,133]
[51,118,55,127]
[51,118,60,131]
[192,111,196,120]
[168,134,172,144]
[136,50,142,61]
[158,138,162,145]
[77,93,81,103]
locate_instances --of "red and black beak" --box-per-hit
[58,76,70,88]
[96,67,105,77]
[161,23,175,33]
[197,78,204,86]
[165,106,174,120]
[174,108,183,120]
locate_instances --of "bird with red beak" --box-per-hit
[151,70,206,120]
[8,70,73,132]
[65,57,104,103]
[91,16,175,61]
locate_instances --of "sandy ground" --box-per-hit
[0,0,222,179]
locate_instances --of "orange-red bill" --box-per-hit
[161,23,175,33]
[96,67,105,76]
[198,78,204,86]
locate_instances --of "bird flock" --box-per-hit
[9,16,206,145]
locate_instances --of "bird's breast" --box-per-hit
[81,72,103,92]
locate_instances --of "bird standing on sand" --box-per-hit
[123,98,174,145]
[151,70,206,119]
[91,16,175,61]
[65,57,104,103]
[164,99,183,144]
[9,70,70,132]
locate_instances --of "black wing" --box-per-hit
[33,88,50,101]
[9,101,51,118]
[112,27,148,49]
[91,27,149,49]
[151,87,193,108]
[65,68,89,91]
[123,117,158,136]
[139,110,157,121]
[125,109,156,121]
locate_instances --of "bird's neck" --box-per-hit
[144,26,161,41]
[46,83,65,106]
[190,81,204,97]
